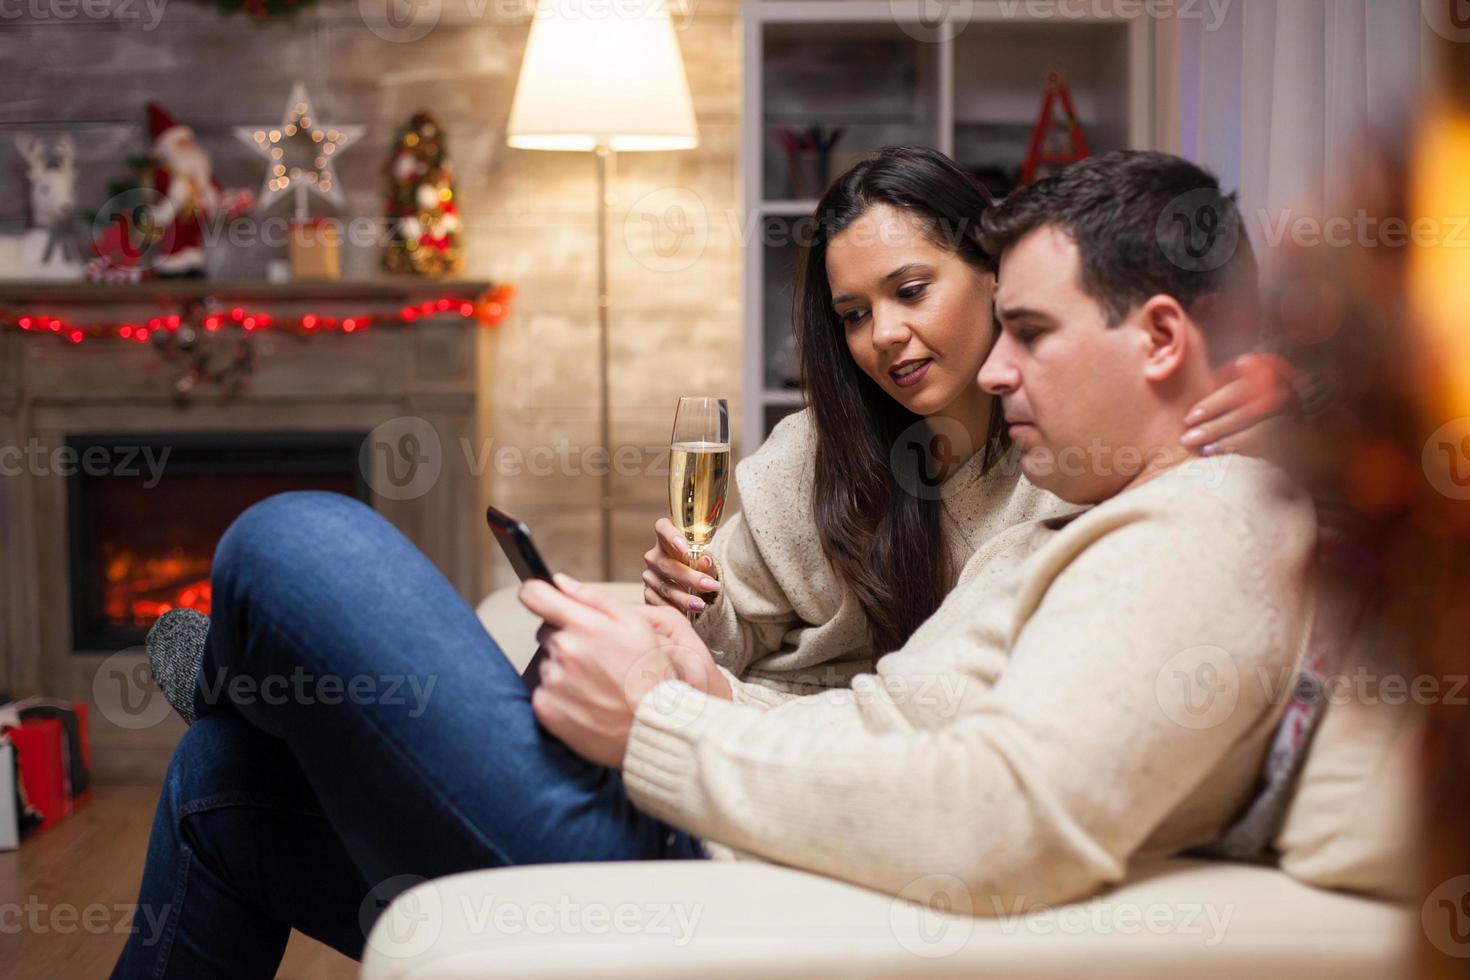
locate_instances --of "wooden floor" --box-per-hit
[1,784,359,979]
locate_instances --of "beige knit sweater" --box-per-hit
[695,409,1077,706]
[624,451,1317,909]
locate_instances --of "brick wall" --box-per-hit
[0,0,744,590]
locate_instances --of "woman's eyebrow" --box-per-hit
[832,263,929,305]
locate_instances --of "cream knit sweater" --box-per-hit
[624,447,1317,909]
[695,410,1077,706]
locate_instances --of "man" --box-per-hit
[521,150,1315,907]
[118,152,1312,978]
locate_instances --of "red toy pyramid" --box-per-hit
[1020,68,1092,184]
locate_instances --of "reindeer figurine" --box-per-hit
[0,134,85,280]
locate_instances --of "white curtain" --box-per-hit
[1174,0,1429,227]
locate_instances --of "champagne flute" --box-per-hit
[669,397,731,617]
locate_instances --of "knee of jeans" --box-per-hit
[161,713,239,820]
[214,491,373,582]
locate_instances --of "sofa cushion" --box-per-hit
[1273,676,1422,900]
[360,857,1410,980]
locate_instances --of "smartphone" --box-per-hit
[485,505,554,691]
[486,505,554,584]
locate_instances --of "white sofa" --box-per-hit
[359,585,1414,979]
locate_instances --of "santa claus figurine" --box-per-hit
[89,102,253,279]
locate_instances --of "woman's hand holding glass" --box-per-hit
[643,518,721,616]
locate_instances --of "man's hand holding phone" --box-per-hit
[518,574,731,770]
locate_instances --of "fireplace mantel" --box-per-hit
[0,278,491,781]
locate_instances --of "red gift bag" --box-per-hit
[15,697,93,806]
[7,718,68,832]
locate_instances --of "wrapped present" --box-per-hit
[288,217,341,281]
[0,696,94,840]
[7,718,67,832]
[16,698,92,805]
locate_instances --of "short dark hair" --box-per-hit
[980,151,1259,360]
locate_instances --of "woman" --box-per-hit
[645,145,1289,703]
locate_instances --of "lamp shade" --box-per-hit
[506,0,699,152]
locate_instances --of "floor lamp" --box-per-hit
[506,1,699,581]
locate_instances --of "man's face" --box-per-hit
[979,225,1157,504]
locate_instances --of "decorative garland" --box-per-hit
[0,284,514,345]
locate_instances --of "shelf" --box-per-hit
[761,389,805,406]
[0,278,495,305]
[742,6,1152,451]
[764,110,928,124]
[762,16,938,38]
[758,199,820,215]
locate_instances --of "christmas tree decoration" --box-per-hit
[383,111,465,278]
[88,103,254,280]
[235,83,363,216]
[1020,68,1091,185]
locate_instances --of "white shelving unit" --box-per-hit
[740,0,1156,455]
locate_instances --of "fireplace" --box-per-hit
[3,279,485,781]
[65,432,369,650]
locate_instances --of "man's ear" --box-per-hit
[1137,294,1191,383]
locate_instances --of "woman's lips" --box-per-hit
[890,359,932,388]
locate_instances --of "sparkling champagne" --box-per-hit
[669,441,730,552]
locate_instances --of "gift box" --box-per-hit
[1,697,94,841]
[288,217,341,281]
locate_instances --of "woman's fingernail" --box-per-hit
[1181,427,1206,445]
[689,597,707,613]
[1201,442,1220,456]
[699,577,721,592]
[1184,408,1204,425]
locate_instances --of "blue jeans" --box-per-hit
[111,491,707,979]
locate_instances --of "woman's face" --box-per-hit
[826,203,997,419]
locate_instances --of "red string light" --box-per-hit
[0,284,514,345]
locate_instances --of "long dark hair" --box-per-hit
[797,145,1005,654]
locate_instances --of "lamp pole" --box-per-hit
[595,142,614,582]
[504,0,698,583]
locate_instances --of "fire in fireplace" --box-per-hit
[66,432,369,650]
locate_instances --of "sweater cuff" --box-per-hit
[714,664,758,708]
[692,586,741,660]
[621,679,743,830]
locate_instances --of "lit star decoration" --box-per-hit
[235,83,363,217]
